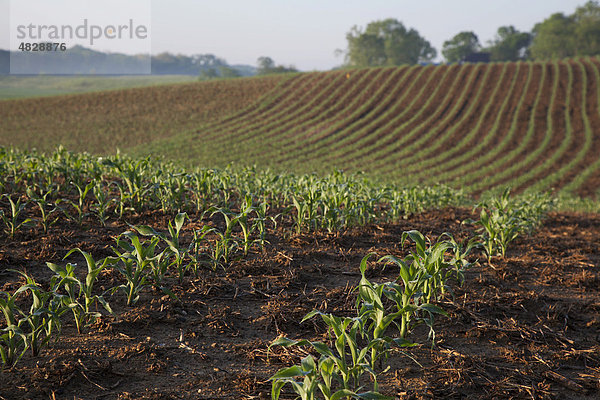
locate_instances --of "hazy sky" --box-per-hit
[0,0,588,70]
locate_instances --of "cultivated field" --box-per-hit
[0,75,199,100]
[1,59,599,199]
[0,149,598,399]
[0,59,599,400]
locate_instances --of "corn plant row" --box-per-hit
[525,60,591,194]
[376,63,498,177]
[358,63,485,177]
[408,61,518,180]
[298,65,436,171]
[268,186,554,398]
[445,62,546,189]
[202,70,353,157]
[0,205,274,368]
[465,188,553,262]
[0,147,468,239]
[239,68,389,164]
[273,66,416,168]
[462,61,560,194]
[425,61,534,185]
[269,230,476,400]
[195,71,328,145]
[558,58,600,197]
[194,73,305,138]
[508,61,577,193]
[328,65,459,173]
[253,67,401,165]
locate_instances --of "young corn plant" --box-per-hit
[270,312,391,400]
[10,271,66,357]
[235,195,257,255]
[187,225,215,275]
[26,187,58,234]
[400,230,454,303]
[0,289,28,367]
[109,157,153,212]
[91,181,113,227]
[209,208,242,267]
[440,234,479,287]
[112,232,177,305]
[253,201,277,251]
[57,181,95,226]
[465,189,522,263]
[48,248,114,333]
[355,255,417,370]
[132,213,189,284]
[291,187,321,233]
[379,253,447,342]
[0,194,34,239]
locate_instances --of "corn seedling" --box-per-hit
[0,194,34,239]
[91,181,113,226]
[465,189,523,262]
[209,208,242,266]
[112,232,176,304]
[355,255,417,370]
[48,248,114,333]
[253,201,276,250]
[0,289,28,367]
[57,181,94,226]
[440,234,479,286]
[108,157,153,212]
[269,352,392,400]
[26,187,58,234]
[235,194,257,255]
[132,213,189,284]
[10,271,65,357]
[379,254,447,341]
[270,313,392,400]
[401,230,454,302]
[291,187,321,233]
[188,225,215,275]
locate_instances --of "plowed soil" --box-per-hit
[0,207,599,400]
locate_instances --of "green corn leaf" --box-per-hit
[419,303,448,316]
[271,365,306,379]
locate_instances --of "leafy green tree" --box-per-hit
[487,26,531,61]
[530,13,575,59]
[573,0,600,56]
[256,57,297,75]
[344,18,436,66]
[442,31,480,63]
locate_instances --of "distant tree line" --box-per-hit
[343,1,600,66]
[0,46,256,76]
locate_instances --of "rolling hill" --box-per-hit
[1,58,599,198]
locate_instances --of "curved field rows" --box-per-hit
[183,59,600,198]
[1,59,599,198]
